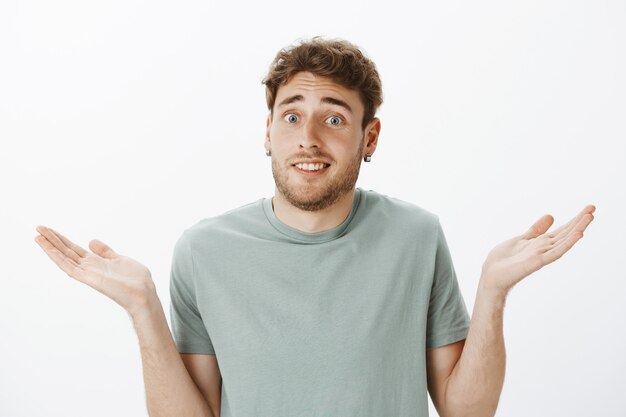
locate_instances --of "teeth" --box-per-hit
[295,163,328,171]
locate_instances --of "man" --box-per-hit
[35,37,595,417]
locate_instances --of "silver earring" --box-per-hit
[364,154,372,162]
[266,149,271,157]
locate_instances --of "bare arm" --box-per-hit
[132,296,217,417]
[34,225,218,417]
[181,354,222,414]
[427,204,595,417]
[440,284,506,417]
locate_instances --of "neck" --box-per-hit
[271,188,356,233]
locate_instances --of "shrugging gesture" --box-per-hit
[34,225,156,318]
[479,204,596,295]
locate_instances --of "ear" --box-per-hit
[264,112,272,154]
[363,117,381,157]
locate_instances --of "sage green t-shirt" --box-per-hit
[169,188,470,417]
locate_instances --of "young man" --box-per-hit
[35,37,595,417]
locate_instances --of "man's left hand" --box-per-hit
[479,204,596,296]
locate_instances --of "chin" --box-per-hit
[281,182,351,212]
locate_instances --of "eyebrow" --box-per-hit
[276,94,353,114]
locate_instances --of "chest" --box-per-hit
[196,237,432,363]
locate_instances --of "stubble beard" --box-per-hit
[272,136,365,212]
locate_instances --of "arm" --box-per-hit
[427,204,595,417]
[181,353,223,414]
[34,225,219,417]
[427,284,506,417]
[133,296,219,417]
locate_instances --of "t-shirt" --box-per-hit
[169,187,471,417]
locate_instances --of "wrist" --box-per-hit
[128,290,163,324]
[478,276,510,302]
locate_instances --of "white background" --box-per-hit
[1,0,624,416]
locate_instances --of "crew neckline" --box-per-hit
[262,188,363,244]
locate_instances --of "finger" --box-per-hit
[545,213,593,251]
[549,205,596,241]
[35,225,82,263]
[547,204,596,237]
[573,212,594,232]
[35,235,103,289]
[35,234,80,274]
[52,229,88,257]
[541,230,584,265]
[88,239,118,260]
[524,214,555,240]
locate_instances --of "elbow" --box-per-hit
[441,392,499,417]
[445,401,499,417]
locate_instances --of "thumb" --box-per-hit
[89,239,118,259]
[524,214,554,239]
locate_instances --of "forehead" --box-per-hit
[275,71,363,113]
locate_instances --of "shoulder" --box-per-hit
[359,188,441,234]
[176,198,266,250]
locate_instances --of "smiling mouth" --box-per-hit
[292,162,330,170]
[292,162,331,175]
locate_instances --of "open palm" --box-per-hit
[480,204,596,294]
[35,225,155,316]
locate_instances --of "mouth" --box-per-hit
[292,162,331,175]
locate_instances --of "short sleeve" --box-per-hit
[426,219,471,349]
[169,232,216,354]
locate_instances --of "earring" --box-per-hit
[364,154,372,162]
[266,149,271,157]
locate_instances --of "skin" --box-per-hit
[428,204,595,417]
[265,71,381,233]
[34,70,596,417]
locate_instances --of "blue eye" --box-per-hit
[284,114,298,123]
[327,116,342,126]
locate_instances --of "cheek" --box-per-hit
[341,135,364,153]
[270,123,295,140]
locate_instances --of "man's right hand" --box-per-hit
[34,225,156,319]
[35,226,219,417]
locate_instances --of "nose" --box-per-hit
[299,118,322,149]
